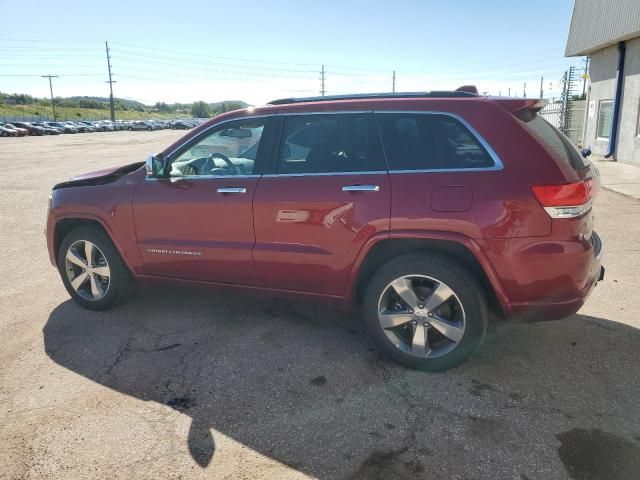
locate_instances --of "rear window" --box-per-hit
[524,115,587,170]
[376,113,495,171]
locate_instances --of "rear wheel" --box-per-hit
[57,226,135,310]
[363,253,488,371]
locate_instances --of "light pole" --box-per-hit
[41,75,58,121]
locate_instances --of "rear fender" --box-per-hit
[345,230,510,311]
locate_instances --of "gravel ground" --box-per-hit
[1,131,639,480]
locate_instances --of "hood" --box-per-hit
[53,161,145,190]
[72,165,128,181]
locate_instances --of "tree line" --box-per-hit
[1,92,248,117]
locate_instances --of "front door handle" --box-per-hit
[217,187,247,194]
[342,184,380,192]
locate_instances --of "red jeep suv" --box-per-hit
[46,90,604,370]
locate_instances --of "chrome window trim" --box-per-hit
[146,174,262,181]
[262,170,387,178]
[151,109,504,181]
[162,111,371,162]
[282,110,372,116]
[373,110,504,173]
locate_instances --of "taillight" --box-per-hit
[531,179,594,218]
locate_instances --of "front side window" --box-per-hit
[278,114,385,174]
[376,113,494,171]
[597,100,613,139]
[170,119,264,177]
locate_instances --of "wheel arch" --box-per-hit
[349,233,508,318]
[53,216,135,275]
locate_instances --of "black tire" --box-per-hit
[362,253,488,371]
[57,226,135,310]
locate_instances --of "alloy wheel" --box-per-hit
[64,240,111,301]
[377,275,466,358]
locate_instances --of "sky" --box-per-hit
[0,0,583,105]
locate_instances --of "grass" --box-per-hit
[0,104,188,121]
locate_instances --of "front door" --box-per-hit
[252,112,390,296]
[132,117,270,284]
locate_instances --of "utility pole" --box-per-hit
[581,57,589,97]
[41,75,58,121]
[105,41,116,121]
[539,76,544,99]
[523,82,527,98]
[392,70,396,93]
[508,87,511,96]
[320,65,325,96]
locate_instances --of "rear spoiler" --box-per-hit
[491,98,547,122]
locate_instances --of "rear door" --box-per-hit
[375,111,505,239]
[252,112,390,296]
[132,117,273,284]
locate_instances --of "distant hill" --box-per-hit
[64,96,146,109]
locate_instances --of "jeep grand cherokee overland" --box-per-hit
[46,89,604,371]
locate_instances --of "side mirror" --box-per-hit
[581,147,592,158]
[145,154,165,177]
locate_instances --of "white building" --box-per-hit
[565,0,640,164]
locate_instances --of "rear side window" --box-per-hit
[524,115,586,170]
[376,113,495,171]
[278,114,386,174]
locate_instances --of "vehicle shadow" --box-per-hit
[43,286,640,479]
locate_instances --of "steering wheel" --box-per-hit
[207,153,240,175]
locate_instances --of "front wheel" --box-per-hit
[363,253,488,371]
[57,226,135,310]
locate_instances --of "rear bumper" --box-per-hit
[498,231,604,322]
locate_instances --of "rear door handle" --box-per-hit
[217,187,247,194]
[342,184,380,192]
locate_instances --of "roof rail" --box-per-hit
[267,90,478,105]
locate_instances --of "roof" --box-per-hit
[267,91,477,105]
[565,0,640,56]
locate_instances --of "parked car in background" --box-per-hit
[11,122,46,136]
[45,122,77,134]
[31,122,61,135]
[1,122,29,136]
[172,120,193,129]
[103,120,117,131]
[127,120,152,131]
[0,123,19,137]
[65,121,92,133]
[45,89,604,371]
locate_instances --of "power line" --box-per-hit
[112,49,318,74]
[0,73,103,77]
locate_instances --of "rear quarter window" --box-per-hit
[523,116,587,170]
[376,113,495,171]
